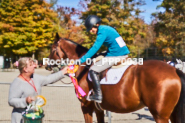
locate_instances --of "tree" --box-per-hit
[79,0,147,57]
[54,4,88,43]
[0,0,58,56]
[153,0,185,58]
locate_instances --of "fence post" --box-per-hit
[105,111,111,123]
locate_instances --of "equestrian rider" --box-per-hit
[78,15,130,103]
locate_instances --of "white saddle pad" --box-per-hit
[88,65,131,84]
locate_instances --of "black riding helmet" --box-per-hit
[85,15,101,32]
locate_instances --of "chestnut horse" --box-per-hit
[46,33,185,123]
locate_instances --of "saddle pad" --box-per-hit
[88,65,131,84]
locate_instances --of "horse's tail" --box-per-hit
[173,69,185,123]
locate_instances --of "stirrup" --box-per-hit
[89,94,102,103]
[90,98,102,103]
[86,89,102,103]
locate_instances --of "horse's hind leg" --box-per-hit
[149,108,170,123]
[148,92,179,123]
[170,110,177,123]
[153,117,169,123]
[147,92,179,123]
[81,102,94,123]
[94,108,105,123]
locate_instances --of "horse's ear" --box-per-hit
[55,33,60,43]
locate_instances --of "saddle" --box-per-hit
[88,55,131,84]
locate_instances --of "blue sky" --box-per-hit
[140,0,164,24]
[55,0,164,24]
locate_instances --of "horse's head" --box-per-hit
[45,33,88,71]
[49,33,68,60]
[45,33,68,71]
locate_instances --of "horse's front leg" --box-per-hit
[81,102,94,123]
[94,107,105,123]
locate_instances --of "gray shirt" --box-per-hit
[8,71,65,123]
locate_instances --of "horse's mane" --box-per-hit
[63,38,100,59]
[64,38,88,52]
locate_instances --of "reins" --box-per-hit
[51,39,87,99]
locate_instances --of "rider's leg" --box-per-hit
[89,70,102,103]
[89,57,114,103]
[89,55,128,103]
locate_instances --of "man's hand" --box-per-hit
[61,66,68,75]
[26,96,35,104]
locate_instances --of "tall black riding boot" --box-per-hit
[89,70,102,103]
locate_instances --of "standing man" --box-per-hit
[8,57,68,123]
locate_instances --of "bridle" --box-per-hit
[51,39,72,84]
[53,39,68,60]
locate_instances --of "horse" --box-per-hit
[46,33,185,123]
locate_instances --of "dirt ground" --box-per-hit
[0,68,155,123]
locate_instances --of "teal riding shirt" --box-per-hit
[80,25,130,63]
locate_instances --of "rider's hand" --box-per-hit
[61,66,68,75]
[26,96,35,104]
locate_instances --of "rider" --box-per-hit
[78,15,130,103]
